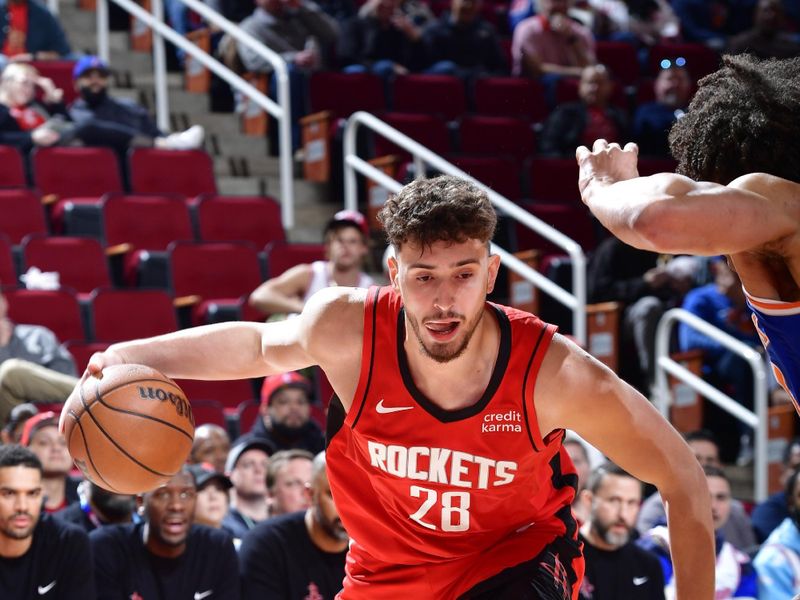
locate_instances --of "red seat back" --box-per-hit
[102,194,194,250]
[32,147,123,198]
[31,61,79,104]
[4,288,85,341]
[130,149,217,196]
[449,156,522,201]
[0,189,47,245]
[0,145,26,187]
[393,74,467,120]
[309,72,386,117]
[515,201,597,256]
[596,41,641,85]
[176,379,254,410]
[195,195,285,247]
[64,340,109,372]
[22,235,110,295]
[458,116,535,163]
[0,235,16,285]
[527,158,580,203]
[169,241,262,299]
[474,77,549,122]
[263,241,325,278]
[374,113,451,159]
[91,288,178,341]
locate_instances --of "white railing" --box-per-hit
[342,111,588,345]
[653,308,768,501]
[96,0,297,229]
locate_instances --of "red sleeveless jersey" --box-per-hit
[326,287,582,598]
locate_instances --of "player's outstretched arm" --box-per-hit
[576,139,799,255]
[535,334,714,600]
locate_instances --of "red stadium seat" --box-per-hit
[129,148,217,196]
[473,77,549,123]
[101,194,194,286]
[515,201,597,256]
[195,194,285,247]
[4,288,85,341]
[526,157,581,203]
[554,77,628,110]
[309,71,386,117]
[648,43,720,82]
[457,116,536,164]
[90,288,178,342]
[236,399,260,434]
[32,61,78,104]
[0,145,26,187]
[0,189,47,245]
[0,235,16,285]
[168,241,263,325]
[392,74,467,120]
[32,147,123,198]
[21,235,110,299]
[373,113,451,160]
[262,241,325,278]
[596,41,641,86]
[64,340,109,372]
[189,399,227,427]
[176,379,255,411]
[448,156,522,201]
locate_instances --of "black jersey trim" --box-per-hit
[326,395,347,448]
[396,304,512,423]
[521,325,549,453]
[351,286,381,430]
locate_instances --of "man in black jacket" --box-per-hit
[0,445,94,599]
[90,467,240,600]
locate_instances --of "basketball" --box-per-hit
[63,364,195,495]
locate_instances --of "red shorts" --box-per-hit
[337,518,584,600]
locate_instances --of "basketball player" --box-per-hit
[577,54,800,413]
[65,176,714,598]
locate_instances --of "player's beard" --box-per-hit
[405,307,484,364]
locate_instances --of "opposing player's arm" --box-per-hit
[248,263,313,315]
[583,172,799,255]
[535,334,714,600]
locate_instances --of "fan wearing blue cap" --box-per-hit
[68,55,205,154]
[249,210,374,317]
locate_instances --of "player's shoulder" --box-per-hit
[729,172,800,207]
[188,523,236,548]
[303,285,369,324]
[38,513,89,546]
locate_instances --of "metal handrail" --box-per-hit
[343,111,588,345]
[96,0,296,229]
[653,308,768,501]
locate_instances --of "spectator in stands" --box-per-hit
[727,0,800,59]
[633,62,693,157]
[55,480,135,533]
[637,430,757,553]
[578,462,665,599]
[267,449,314,516]
[754,467,800,599]
[671,0,756,49]
[679,258,761,464]
[640,465,758,598]
[0,0,72,60]
[237,0,339,149]
[189,423,232,474]
[251,372,325,454]
[240,451,347,600]
[187,462,233,530]
[91,468,240,599]
[221,436,274,539]
[587,237,696,393]
[564,437,592,523]
[69,56,205,153]
[539,64,627,156]
[0,290,78,428]
[625,0,681,47]
[21,411,80,514]
[338,0,427,78]
[752,437,800,542]
[0,402,37,444]
[0,445,94,598]
[249,210,373,317]
[420,0,507,77]
[511,0,596,82]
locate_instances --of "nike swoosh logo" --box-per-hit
[376,399,414,414]
[194,591,213,600]
[38,581,56,595]
[632,576,648,586]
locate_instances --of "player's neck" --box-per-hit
[0,530,34,558]
[231,493,269,522]
[304,508,347,553]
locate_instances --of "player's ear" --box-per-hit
[388,255,399,290]
[486,253,500,294]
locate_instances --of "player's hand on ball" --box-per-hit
[575,139,639,200]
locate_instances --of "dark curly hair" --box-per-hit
[378,176,497,250]
[668,54,800,184]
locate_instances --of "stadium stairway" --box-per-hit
[59,0,338,243]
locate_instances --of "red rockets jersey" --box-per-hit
[326,286,580,594]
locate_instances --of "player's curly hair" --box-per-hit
[378,176,497,250]
[668,54,800,184]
